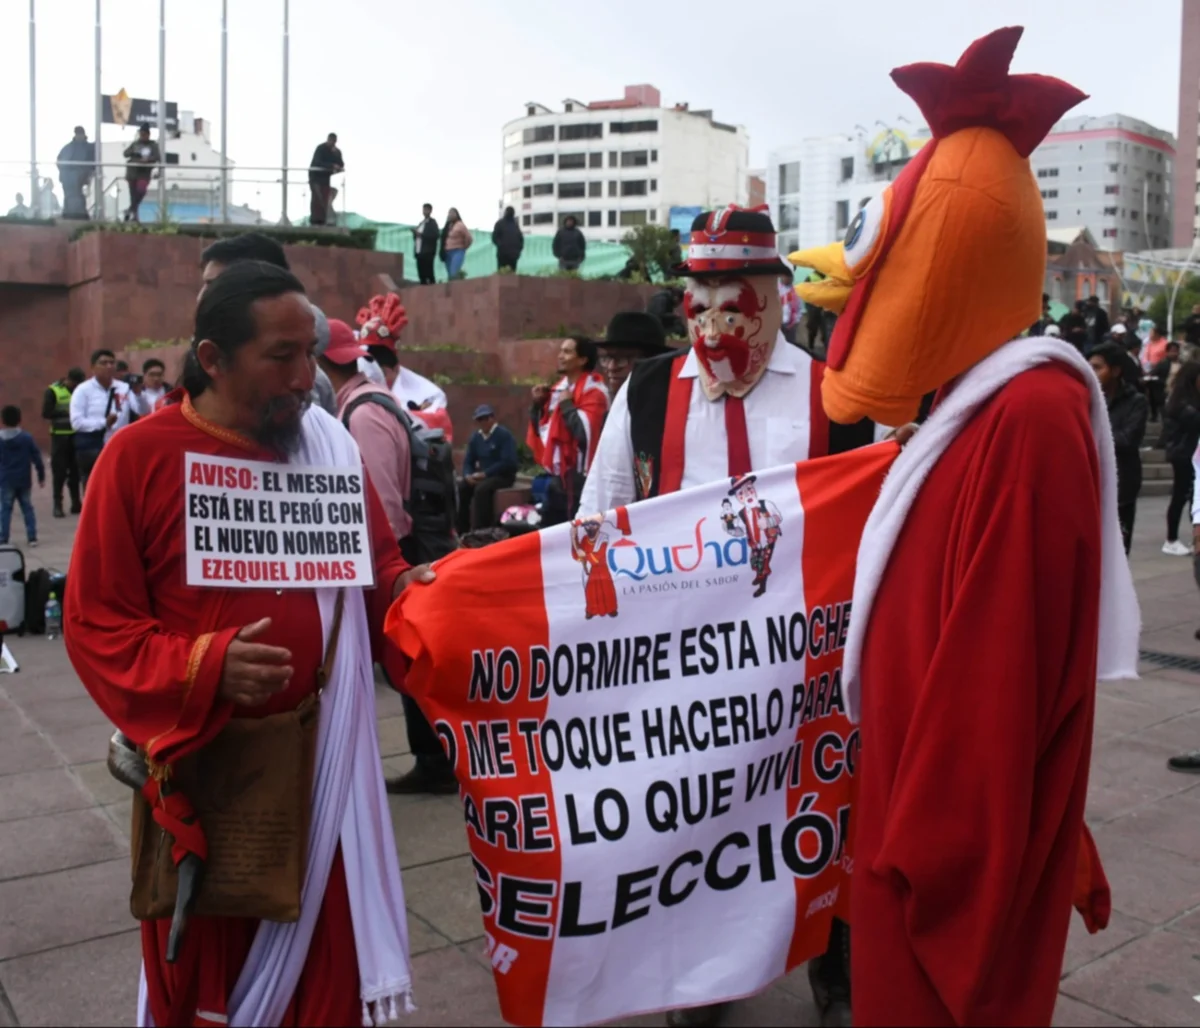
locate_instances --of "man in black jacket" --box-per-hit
[412,203,439,284]
[308,133,343,226]
[553,215,587,271]
[1089,343,1148,553]
[492,207,524,272]
[1084,294,1111,351]
[458,405,519,533]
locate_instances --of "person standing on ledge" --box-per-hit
[308,133,344,226]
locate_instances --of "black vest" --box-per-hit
[626,348,876,501]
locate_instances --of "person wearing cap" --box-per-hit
[596,311,672,397]
[579,206,874,1028]
[317,319,412,546]
[458,404,519,534]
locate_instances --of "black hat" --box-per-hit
[600,311,670,356]
[673,205,793,282]
[728,474,758,496]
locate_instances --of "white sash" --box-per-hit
[843,337,1141,723]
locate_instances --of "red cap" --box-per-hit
[323,319,367,365]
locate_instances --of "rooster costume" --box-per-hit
[792,28,1139,1026]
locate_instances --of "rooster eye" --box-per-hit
[843,193,887,272]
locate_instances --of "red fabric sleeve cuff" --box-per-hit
[147,626,239,766]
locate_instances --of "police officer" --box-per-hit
[41,367,85,517]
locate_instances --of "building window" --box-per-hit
[523,157,532,170]
[532,154,555,168]
[533,183,554,196]
[522,186,532,199]
[1103,206,1118,215]
[510,161,519,173]
[779,231,799,255]
[840,157,854,182]
[558,182,586,199]
[780,202,800,230]
[651,149,658,162]
[560,123,603,141]
[621,180,648,196]
[1102,228,1118,238]
[588,181,602,198]
[589,153,603,168]
[610,120,658,133]
[522,214,531,226]
[1106,141,1121,152]
[649,210,657,222]
[523,126,555,144]
[608,210,616,227]
[532,212,553,225]
[1045,210,1058,220]
[780,161,801,194]
[608,181,617,197]
[559,153,587,170]
[619,210,648,226]
[1040,189,1058,199]
[609,152,618,167]
[621,150,649,167]
[835,200,850,232]
[1104,184,1119,195]
[560,211,585,227]
[588,211,602,227]
[650,179,657,191]
[1036,167,1059,178]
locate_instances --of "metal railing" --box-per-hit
[0,159,348,228]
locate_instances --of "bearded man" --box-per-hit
[65,260,429,1026]
[579,205,875,1027]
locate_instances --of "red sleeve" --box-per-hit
[63,441,236,766]
[526,408,545,465]
[362,470,410,687]
[870,395,1102,1022]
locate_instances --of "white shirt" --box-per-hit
[357,357,387,386]
[392,366,448,411]
[128,385,166,417]
[581,336,820,514]
[69,377,131,441]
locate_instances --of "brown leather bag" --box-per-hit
[130,592,345,922]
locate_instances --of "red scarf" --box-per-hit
[527,372,609,475]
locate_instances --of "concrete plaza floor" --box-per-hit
[0,486,1198,1026]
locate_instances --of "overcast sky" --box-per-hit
[0,0,1184,225]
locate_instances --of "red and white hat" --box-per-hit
[673,205,793,281]
[356,293,409,352]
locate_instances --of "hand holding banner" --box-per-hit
[387,444,897,1027]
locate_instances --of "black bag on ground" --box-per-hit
[341,392,459,565]
[24,568,64,634]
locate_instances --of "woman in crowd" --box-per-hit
[1161,361,1200,556]
[1089,343,1148,554]
[440,208,473,280]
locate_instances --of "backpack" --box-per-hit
[342,391,458,564]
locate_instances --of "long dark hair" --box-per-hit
[1166,360,1200,417]
[183,260,307,397]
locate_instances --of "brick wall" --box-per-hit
[0,285,75,446]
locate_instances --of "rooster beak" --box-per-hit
[789,243,854,315]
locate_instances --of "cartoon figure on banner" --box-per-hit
[725,474,781,597]
[571,515,619,618]
[719,498,745,538]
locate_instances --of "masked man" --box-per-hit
[791,27,1136,1026]
[580,205,873,1028]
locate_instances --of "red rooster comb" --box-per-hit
[355,293,408,344]
[891,26,1087,158]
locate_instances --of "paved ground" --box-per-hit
[1,485,1199,1027]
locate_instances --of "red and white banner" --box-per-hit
[388,444,897,1026]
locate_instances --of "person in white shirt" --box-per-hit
[127,358,167,418]
[69,348,130,490]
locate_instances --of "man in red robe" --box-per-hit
[791,28,1135,1026]
[528,335,609,524]
[65,261,431,1027]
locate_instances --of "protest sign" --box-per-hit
[184,453,374,589]
[388,443,896,1027]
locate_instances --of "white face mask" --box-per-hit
[684,276,783,400]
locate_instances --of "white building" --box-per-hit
[767,125,933,255]
[1030,114,1175,252]
[500,84,748,244]
[98,111,262,224]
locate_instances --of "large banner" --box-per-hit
[388,444,897,1026]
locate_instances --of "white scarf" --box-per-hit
[139,406,413,1027]
[843,337,1141,723]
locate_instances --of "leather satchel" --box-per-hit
[129,592,345,923]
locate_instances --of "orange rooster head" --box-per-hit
[791,27,1087,426]
[356,293,409,350]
